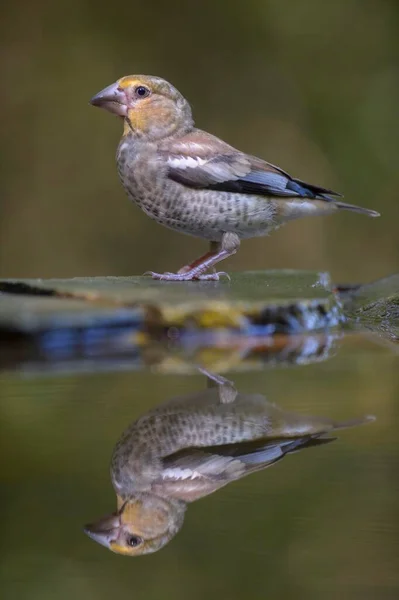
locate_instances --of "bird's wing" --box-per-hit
[160,435,335,484]
[158,129,341,199]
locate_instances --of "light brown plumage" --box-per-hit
[90,75,380,280]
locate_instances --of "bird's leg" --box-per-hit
[177,241,219,275]
[198,367,238,403]
[147,234,240,281]
[178,241,220,275]
[199,366,235,388]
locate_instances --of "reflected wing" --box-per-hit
[159,129,341,200]
[160,435,335,483]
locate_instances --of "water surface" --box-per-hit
[1,333,398,599]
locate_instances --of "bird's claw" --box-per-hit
[143,271,178,281]
[143,270,230,282]
[197,271,231,281]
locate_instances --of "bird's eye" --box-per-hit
[127,535,142,548]
[135,86,150,98]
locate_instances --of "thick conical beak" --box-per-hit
[84,513,121,549]
[90,82,128,116]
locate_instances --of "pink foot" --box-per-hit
[144,271,230,282]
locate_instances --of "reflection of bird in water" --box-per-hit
[85,373,374,556]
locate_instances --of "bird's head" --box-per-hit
[90,75,193,140]
[84,493,186,556]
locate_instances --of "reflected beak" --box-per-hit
[84,513,120,549]
[90,82,128,117]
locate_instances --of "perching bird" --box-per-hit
[84,373,374,556]
[90,75,380,281]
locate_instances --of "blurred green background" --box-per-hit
[2,4,398,597]
[1,0,398,282]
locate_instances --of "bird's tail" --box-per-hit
[335,202,380,218]
[285,414,375,455]
[332,414,376,430]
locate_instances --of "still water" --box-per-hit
[1,333,398,599]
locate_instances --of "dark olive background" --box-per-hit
[1,0,398,282]
[1,2,399,599]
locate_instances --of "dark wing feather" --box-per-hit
[159,129,342,200]
[160,435,336,483]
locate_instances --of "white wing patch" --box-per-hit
[163,455,245,482]
[166,154,249,183]
[163,467,202,481]
[167,156,207,170]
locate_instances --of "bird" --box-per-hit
[90,75,380,281]
[84,372,374,556]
